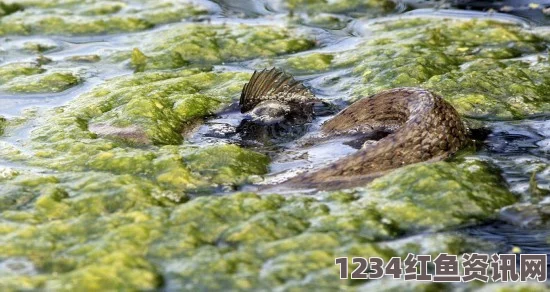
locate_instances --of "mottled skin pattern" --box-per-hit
[284,87,470,190]
[238,69,470,190]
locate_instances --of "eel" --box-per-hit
[239,68,470,190]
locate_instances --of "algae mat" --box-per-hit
[0,0,549,290]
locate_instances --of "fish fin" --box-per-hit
[240,68,315,113]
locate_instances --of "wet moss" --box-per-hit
[65,55,101,63]
[0,1,22,17]
[284,53,334,73]
[0,159,518,290]
[282,0,396,14]
[185,144,270,187]
[287,18,548,119]
[1,71,80,93]
[0,0,211,36]
[327,159,517,232]
[0,62,45,84]
[22,39,58,53]
[130,48,147,72]
[425,59,550,119]
[122,23,316,70]
[0,116,5,136]
[0,69,269,198]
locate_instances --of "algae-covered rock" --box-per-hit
[0,69,270,196]
[425,59,550,119]
[277,0,396,14]
[0,116,5,136]
[67,69,249,145]
[21,39,58,53]
[0,62,81,93]
[326,158,517,232]
[284,52,334,74]
[0,0,212,36]
[1,71,80,93]
[282,18,548,119]
[348,18,545,94]
[0,158,522,290]
[64,54,100,63]
[0,62,44,84]
[122,23,316,70]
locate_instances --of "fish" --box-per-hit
[237,68,319,143]
[239,69,470,190]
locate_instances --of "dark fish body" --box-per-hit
[239,69,470,190]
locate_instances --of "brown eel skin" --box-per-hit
[239,68,470,190]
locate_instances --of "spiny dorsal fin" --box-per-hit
[240,68,315,113]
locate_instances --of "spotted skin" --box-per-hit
[284,87,470,190]
[239,69,470,190]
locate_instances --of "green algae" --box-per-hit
[65,69,249,145]
[1,71,80,93]
[0,175,507,290]
[0,62,81,93]
[21,39,58,53]
[282,0,396,14]
[347,19,545,95]
[0,62,44,84]
[130,48,147,72]
[65,55,101,63]
[0,1,21,17]
[0,116,5,136]
[123,23,316,70]
[425,59,550,119]
[0,69,270,197]
[0,0,211,36]
[358,159,517,231]
[280,18,549,120]
[0,4,548,292]
[284,52,334,73]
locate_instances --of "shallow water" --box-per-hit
[0,0,549,289]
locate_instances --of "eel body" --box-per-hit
[239,69,470,190]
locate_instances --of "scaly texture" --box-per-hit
[286,87,470,189]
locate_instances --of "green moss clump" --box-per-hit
[0,1,22,17]
[22,39,58,53]
[1,71,80,93]
[284,17,549,120]
[185,144,270,186]
[283,0,396,14]
[0,116,5,136]
[130,48,147,72]
[356,159,517,231]
[0,69,269,197]
[0,158,516,290]
[123,23,316,70]
[0,62,45,84]
[349,19,545,96]
[284,53,334,73]
[65,69,249,145]
[425,59,550,119]
[65,55,101,63]
[0,0,211,36]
